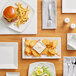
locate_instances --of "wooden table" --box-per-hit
[0,0,76,76]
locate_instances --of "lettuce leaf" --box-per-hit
[31,65,53,76]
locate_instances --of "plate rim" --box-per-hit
[6,72,20,76]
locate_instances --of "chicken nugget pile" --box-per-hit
[25,38,39,57]
[42,39,59,56]
[25,38,59,57]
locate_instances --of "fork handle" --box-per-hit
[48,3,52,20]
[68,64,73,76]
[73,66,75,76]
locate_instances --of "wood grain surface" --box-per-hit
[0,0,76,76]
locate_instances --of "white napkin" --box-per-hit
[67,33,76,50]
[68,64,73,76]
[73,65,76,76]
[42,0,57,29]
[42,0,48,29]
[63,63,68,76]
[63,57,73,76]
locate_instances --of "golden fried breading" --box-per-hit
[42,48,55,56]
[48,48,57,55]
[47,42,53,48]
[47,52,55,56]
[29,40,37,47]
[26,53,31,56]
[25,38,31,46]
[31,49,40,57]
[52,40,58,48]
[42,39,50,46]
[25,46,31,56]
[41,48,49,55]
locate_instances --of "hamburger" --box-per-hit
[3,6,17,22]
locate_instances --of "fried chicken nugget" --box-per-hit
[29,40,37,47]
[25,46,31,56]
[41,48,49,55]
[47,52,55,56]
[25,38,31,46]
[42,39,50,46]
[41,48,55,56]
[47,42,53,48]
[48,48,57,55]
[31,49,40,57]
[52,40,58,48]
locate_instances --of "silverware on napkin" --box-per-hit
[67,63,73,76]
[42,0,57,29]
[66,58,73,76]
[63,57,74,76]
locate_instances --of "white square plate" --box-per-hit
[1,0,34,33]
[0,0,37,34]
[62,0,76,13]
[28,62,56,76]
[6,72,20,76]
[0,42,18,69]
[67,33,76,50]
[22,37,61,59]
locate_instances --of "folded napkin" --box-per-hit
[42,0,57,29]
[67,33,76,50]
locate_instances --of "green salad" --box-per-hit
[31,65,53,76]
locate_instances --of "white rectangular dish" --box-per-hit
[62,0,76,13]
[6,72,20,76]
[22,37,61,59]
[0,0,37,34]
[28,62,56,76]
[0,42,18,69]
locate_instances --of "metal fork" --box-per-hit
[72,58,76,76]
[47,2,52,27]
[67,63,71,76]
[66,58,72,76]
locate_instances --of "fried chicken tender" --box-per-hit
[29,40,37,47]
[25,38,31,46]
[42,39,50,45]
[42,48,55,56]
[52,40,58,48]
[48,48,57,55]
[47,52,55,56]
[41,48,49,55]
[25,46,31,56]
[31,49,40,57]
[47,42,53,48]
